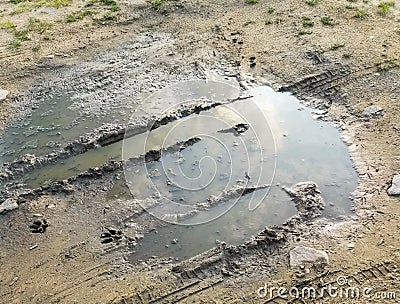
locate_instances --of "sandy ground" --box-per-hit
[0,0,399,303]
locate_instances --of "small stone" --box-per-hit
[0,89,9,101]
[388,174,400,196]
[363,105,383,118]
[0,199,18,214]
[348,243,355,250]
[289,246,329,268]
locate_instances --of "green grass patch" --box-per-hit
[245,0,259,3]
[27,17,52,33]
[302,17,314,27]
[11,0,73,14]
[0,20,17,29]
[354,10,366,18]
[331,42,345,50]
[321,16,334,25]
[378,1,395,15]
[66,10,93,22]
[101,11,116,20]
[305,0,319,6]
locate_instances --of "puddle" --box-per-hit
[126,85,358,262]
[0,78,358,263]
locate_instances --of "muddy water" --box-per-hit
[0,79,357,262]
[126,85,358,261]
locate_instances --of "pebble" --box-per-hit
[0,89,9,101]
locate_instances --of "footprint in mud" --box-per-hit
[29,218,49,233]
[100,227,123,244]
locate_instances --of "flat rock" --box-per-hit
[289,246,329,268]
[0,198,18,214]
[0,89,9,101]
[363,105,383,118]
[388,174,400,196]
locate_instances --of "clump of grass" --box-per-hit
[355,9,366,18]
[305,0,319,6]
[302,17,314,27]
[321,16,334,25]
[11,40,21,48]
[245,0,259,3]
[14,28,29,41]
[32,44,40,52]
[100,0,116,5]
[0,20,17,29]
[265,18,273,25]
[150,0,164,7]
[110,4,120,11]
[267,6,275,13]
[331,42,345,50]
[299,29,312,35]
[101,11,116,20]
[11,0,73,14]
[66,10,93,22]
[27,17,52,33]
[43,34,51,40]
[378,1,395,15]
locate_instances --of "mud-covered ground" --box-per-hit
[0,0,399,303]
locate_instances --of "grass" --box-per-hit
[0,20,16,29]
[354,10,366,18]
[299,29,312,35]
[11,0,73,14]
[245,0,259,3]
[101,11,116,20]
[27,17,52,33]
[11,40,21,48]
[150,0,164,7]
[265,18,273,25]
[66,10,93,22]
[110,4,120,11]
[321,16,334,25]
[305,0,319,6]
[378,1,395,15]
[302,17,314,27]
[331,42,345,50]
[32,44,40,52]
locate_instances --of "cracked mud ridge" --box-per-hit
[0,0,399,303]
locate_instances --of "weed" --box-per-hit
[265,19,273,25]
[100,0,117,5]
[110,5,120,11]
[43,34,51,40]
[378,1,395,15]
[66,10,93,22]
[302,17,314,27]
[11,0,72,14]
[11,40,21,48]
[331,42,345,50]
[28,17,52,33]
[305,0,319,6]
[150,0,164,7]
[299,29,312,35]
[354,10,366,18]
[14,29,29,41]
[0,20,16,29]
[267,6,275,13]
[245,0,259,3]
[101,11,116,20]
[32,44,41,52]
[321,16,334,25]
